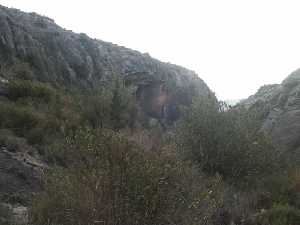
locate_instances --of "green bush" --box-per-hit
[0,62,34,81]
[29,129,222,225]
[176,96,283,185]
[0,204,13,225]
[79,78,137,130]
[0,129,32,153]
[7,79,55,103]
[255,204,300,225]
[0,102,62,145]
[78,88,113,129]
[0,102,41,136]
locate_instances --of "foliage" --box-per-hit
[29,129,222,225]
[0,102,41,136]
[0,204,13,225]
[1,62,299,225]
[0,129,33,153]
[0,62,34,81]
[78,78,137,131]
[78,88,112,129]
[176,96,283,185]
[254,204,300,225]
[7,79,55,103]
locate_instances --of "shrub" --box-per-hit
[0,62,34,81]
[0,129,32,153]
[176,96,283,185]
[7,79,55,103]
[0,204,13,225]
[78,79,137,130]
[0,102,41,137]
[29,129,222,225]
[78,88,113,129]
[255,204,300,225]
[0,102,62,145]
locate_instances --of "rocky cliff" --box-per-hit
[0,5,214,220]
[0,5,213,122]
[241,69,300,152]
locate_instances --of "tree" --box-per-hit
[176,96,283,185]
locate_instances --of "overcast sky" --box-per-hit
[1,0,300,100]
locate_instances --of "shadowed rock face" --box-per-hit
[241,69,300,152]
[0,146,45,224]
[137,83,170,119]
[0,5,213,123]
[0,147,44,204]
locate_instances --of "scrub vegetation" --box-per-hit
[0,63,299,225]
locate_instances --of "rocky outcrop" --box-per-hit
[0,146,45,204]
[241,69,300,152]
[0,144,45,224]
[0,5,213,122]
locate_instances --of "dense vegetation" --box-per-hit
[0,63,299,225]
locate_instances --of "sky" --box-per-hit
[1,0,300,100]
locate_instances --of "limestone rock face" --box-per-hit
[241,69,300,152]
[0,5,213,122]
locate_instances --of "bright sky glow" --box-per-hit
[1,0,300,100]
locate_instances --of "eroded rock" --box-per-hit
[241,69,300,152]
[0,4,213,122]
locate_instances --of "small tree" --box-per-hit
[110,76,136,131]
[176,96,283,185]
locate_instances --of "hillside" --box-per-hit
[0,5,213,122]
[241,69,300,153]
[0,5,216,223]
[0,5,299,225]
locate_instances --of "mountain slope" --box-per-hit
[241,69,300,152]
[0,5,215,220]
[0,5,215,123]
[0,5,210,90]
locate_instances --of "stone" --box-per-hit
[0,147,46,206]
[0,4,213,122]
[241,69,300,152]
